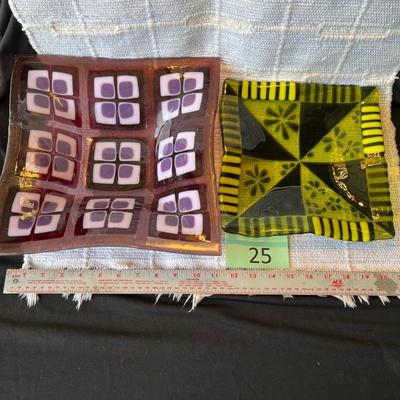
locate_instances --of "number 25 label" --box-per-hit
[224,233,289,270]
[249,247,271,264]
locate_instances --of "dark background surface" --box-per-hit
[0,1,400,399]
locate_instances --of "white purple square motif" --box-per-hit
[90,140,142,188]
[24,129,79,184]
[93,74,140,126]
[156,131,196,181]
[26,69,77,122]
[155,189,203,236]
[159,71,204,121]
[8,191,69,237]
[81,197,136,231]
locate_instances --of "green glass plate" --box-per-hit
[219,79,395,242]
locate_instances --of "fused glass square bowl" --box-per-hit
[219,79,395,242]
[0,55,221,255]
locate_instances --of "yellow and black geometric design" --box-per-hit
[360,103,385,155]
[225,79,298,101]
[310,217,374,242]
[299,83,362,103]
[225,215,312,236]
[219,80,395,242]
[219,94,242,217]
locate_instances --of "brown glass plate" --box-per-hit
[0,55,221,255]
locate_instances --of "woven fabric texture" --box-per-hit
[9,0,400,271]
[8,0,400,85]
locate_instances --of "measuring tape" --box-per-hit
[3,269,400,296]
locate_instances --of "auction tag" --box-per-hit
[224,233,289,269]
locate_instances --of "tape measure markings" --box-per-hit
[3,269,400,296]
